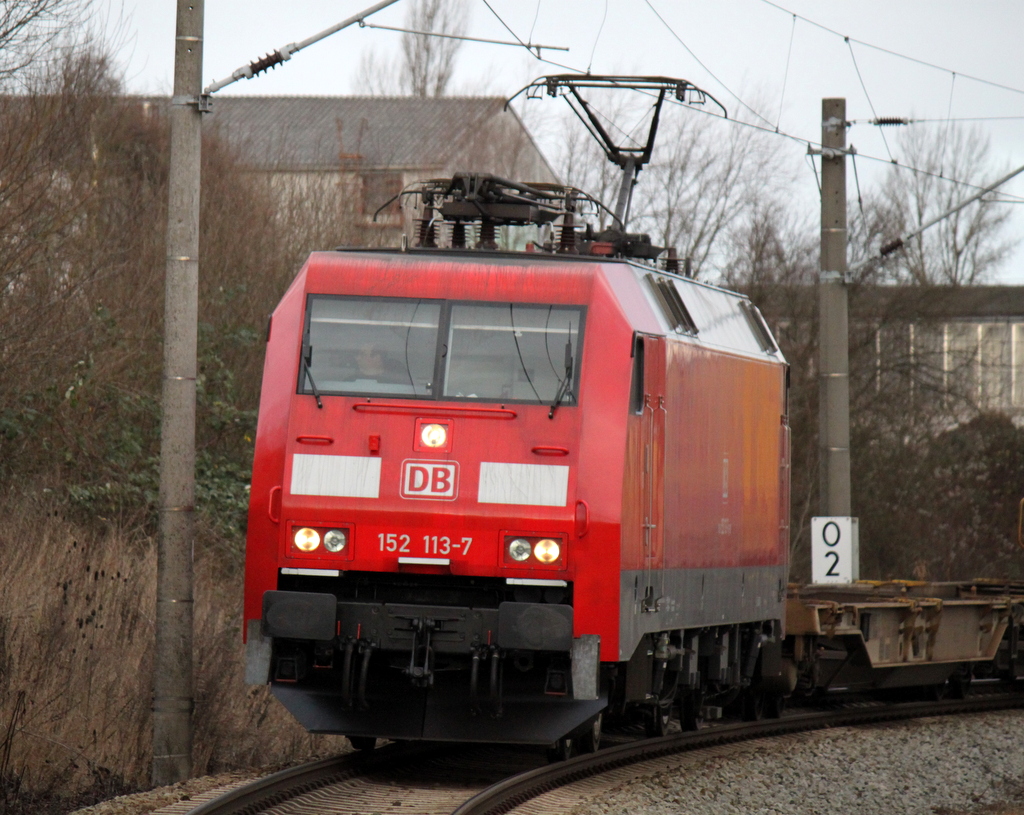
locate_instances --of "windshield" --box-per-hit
[300,296,584,405]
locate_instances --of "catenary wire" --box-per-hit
[775,12,797,132]
[759,0,1024,97]
[587,0,608,74]
[643,0,776,129]
[527,0,542,45]
[656,91,1024,202]
[845,37,893,161]
[480,0,1024,205]
[940,73,957,178]
[806,152,822,196]
[478,0,584,73]
[851,152,865,217]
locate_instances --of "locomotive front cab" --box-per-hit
[244,254,622,744]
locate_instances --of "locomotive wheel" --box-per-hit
[741,688,765,722]
[580,713,603,753]
[347,735,377,751]
[679,691,703,731]
[645,697,673,737]
[546,735,575,762]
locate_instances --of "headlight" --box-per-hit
[294,527,320,552]
[420,423,448,448]
[508,538,532,562]
[534,538,560,563]
[323,529,348,552]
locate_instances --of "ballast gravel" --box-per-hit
[71,710,1024,815]
[569,710,1024,815]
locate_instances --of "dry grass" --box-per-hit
[0,490,347,809]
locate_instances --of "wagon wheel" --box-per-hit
[546,735,575,762]
[765,692,786,719]
[580,712,603,753]
[741,687,765,721]
[949,664,973,699]
[679,689,703,731]
[347,735,377,751]
[924,681,948,702]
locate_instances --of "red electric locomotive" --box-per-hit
[244,78,791,751]
[243,181,790,749]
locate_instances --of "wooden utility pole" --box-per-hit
[153,0,204,786]
[818,98,851,517]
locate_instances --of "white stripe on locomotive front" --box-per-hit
[291,454,382,498]
[477,462,569,507]
[289,454,570,507]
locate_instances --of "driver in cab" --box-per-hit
[354,343,406,384]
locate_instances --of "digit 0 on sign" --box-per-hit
[811,516,859,584]
[822,521,840,546]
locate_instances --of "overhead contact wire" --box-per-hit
[759,0,1024,97]
[775,12,797,132]
[479,0,584,74]
[482,1,1023,207]
[527,0,541,44]
[940,73,957,178]
[845,37,893,162]
[651,90,1024,203]
[587,0,608,74]
[643,0,775,128]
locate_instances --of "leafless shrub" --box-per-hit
[0,494,342,801]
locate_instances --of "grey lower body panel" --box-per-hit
[262,590,603,743]
[271,675,607,743]
[619,564,788,660]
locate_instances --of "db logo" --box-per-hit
[400,460,458,500]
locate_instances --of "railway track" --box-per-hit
[183,689,1024,815]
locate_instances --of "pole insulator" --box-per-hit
[880,238,904,257]
[249,50,285,77]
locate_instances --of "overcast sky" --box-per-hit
[101,0,1024,281]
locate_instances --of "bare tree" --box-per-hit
[860,123,1016,286]
[356,0,468,97]
[636,113,785,277]
[0,0,87,86]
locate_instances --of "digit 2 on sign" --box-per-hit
[811,516,859,584]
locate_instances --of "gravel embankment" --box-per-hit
[568,710,1024,815]
[72,710,1024,815]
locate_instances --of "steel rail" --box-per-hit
[451,691,1024,815]
[186,741,451,815]
[185,691,1024,815]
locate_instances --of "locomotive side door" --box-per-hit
[638,334,666,613]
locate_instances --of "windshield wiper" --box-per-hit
[302,344,323,409]
[548,331,574,419]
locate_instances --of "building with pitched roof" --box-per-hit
[197,95,558,243]
[765,285,1024,420]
